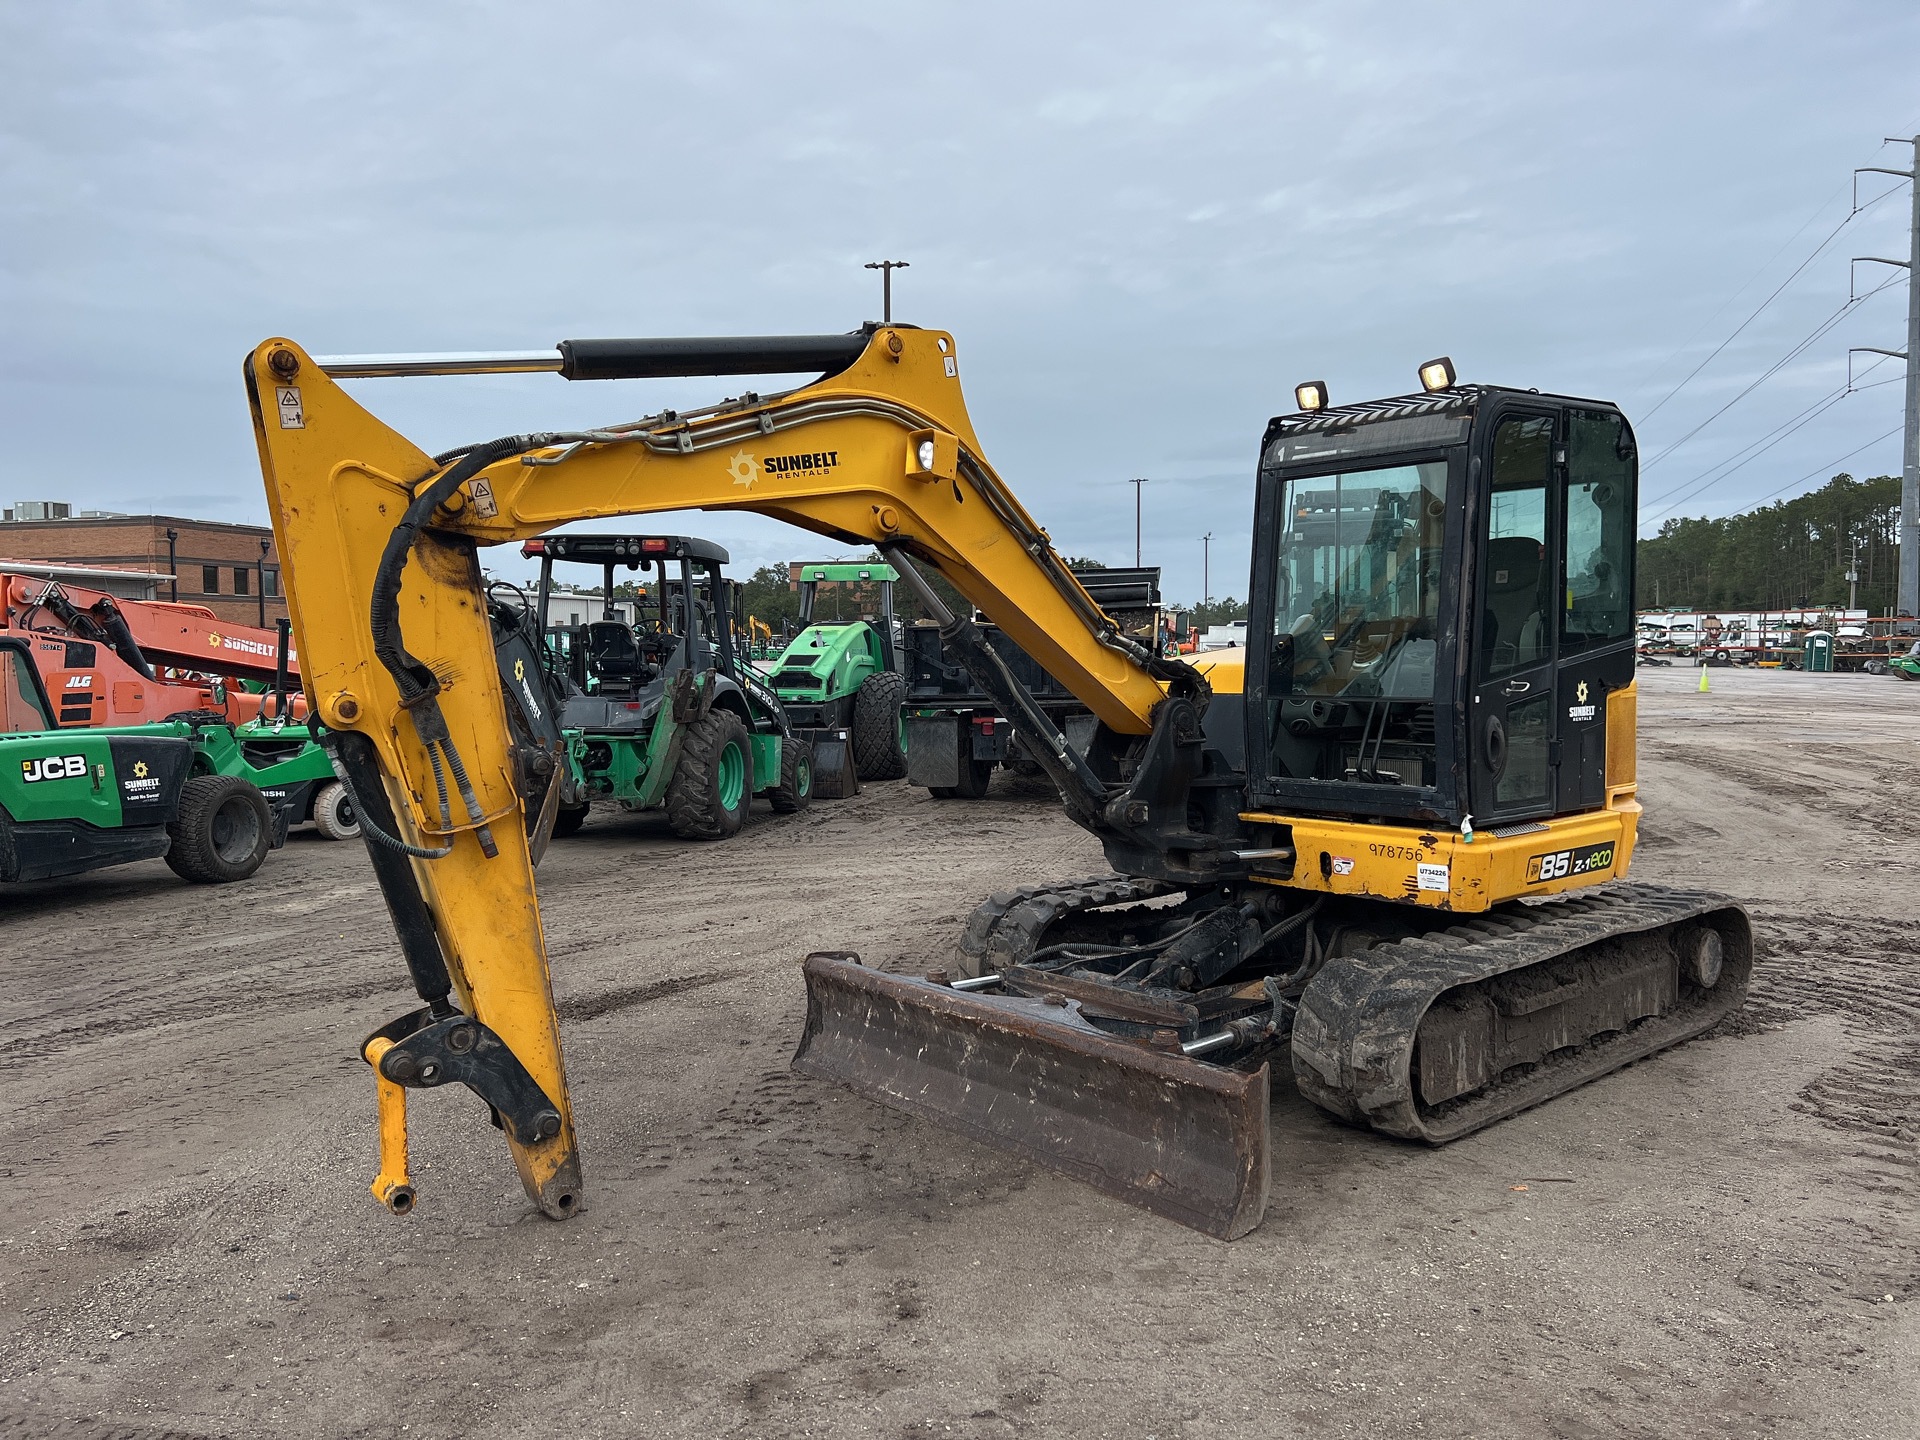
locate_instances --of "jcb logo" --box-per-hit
[22,754,88,783]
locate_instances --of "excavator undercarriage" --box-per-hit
[246,324,1753,1239]
[797,878,1750,1237]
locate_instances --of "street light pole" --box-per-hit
[1201,532,1213,606]
[1130,478,1149,567]
[863,260,909,323]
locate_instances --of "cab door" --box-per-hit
[1467,410,1560,824]
[1552,407,1638,812]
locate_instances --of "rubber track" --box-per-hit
[956,874,1176,978]
[1289,882,1753,1143]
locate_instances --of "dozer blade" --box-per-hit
[793,954,1269,1239]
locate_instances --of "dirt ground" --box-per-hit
[2,664,1916,1439]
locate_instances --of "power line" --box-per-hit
[1640,363,1905,528]
[1625,180,1852,409]
[1723,423,1906,521]
[1640,382,1855,526]
[1638,204,1876,425]
[1642,268,1906,476]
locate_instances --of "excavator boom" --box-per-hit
[248,326,1232,1223]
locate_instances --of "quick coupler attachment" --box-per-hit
[359,1006,567,1215]
[793,953,1271,1240]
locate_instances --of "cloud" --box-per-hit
[2,0,1917,602]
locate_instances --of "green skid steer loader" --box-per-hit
[760,561,908,797]
[0,635,289,885]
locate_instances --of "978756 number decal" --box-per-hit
[1525,843,1614,884]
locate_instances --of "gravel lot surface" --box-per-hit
[2,665,1915,1438]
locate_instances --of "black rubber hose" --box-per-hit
[369,434,553,701]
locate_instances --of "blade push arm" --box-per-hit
[245,325,1187,1219]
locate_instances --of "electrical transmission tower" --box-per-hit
[1853,137,1920,617]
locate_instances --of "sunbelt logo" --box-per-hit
[206,631,293,663]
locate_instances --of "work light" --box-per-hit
[1295,381,1328,412]
[1418,357,1457,392]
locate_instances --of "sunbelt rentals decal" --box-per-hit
[206,632,296,664]
[726,449,840,490]
[122,758,162,797]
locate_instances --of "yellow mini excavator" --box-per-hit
[248,328,1750,1238]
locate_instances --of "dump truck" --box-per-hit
[902,564,1161,798]
[248,328,1747,1237]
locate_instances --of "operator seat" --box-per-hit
[582,621,652,696]
[1482,536,1546,672]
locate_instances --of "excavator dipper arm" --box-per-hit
[246,327,1201,1222]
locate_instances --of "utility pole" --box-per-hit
[1201,532,1213,605]
[1130,478,1149,567]
[1848,539,1861,611]
[1854,137,1920,617]
[863,260,909,323]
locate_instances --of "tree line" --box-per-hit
[1637,472,1901,614]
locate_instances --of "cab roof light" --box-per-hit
[1418,356,1457,392]
[641,538,669,553]
[1294,380,1329,413]
[521,539,546,556]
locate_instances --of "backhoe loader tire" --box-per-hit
[311,780,361,842]
[768,736,814,813]
[553,803,590,838]
[852,671,908,780]
[165,775,273,884]
[667,710,754,840]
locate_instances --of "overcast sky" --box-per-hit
[4,2,1919,604]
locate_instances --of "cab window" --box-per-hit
[1,650,53,734]
[1562,410,1634,651]
[1478,416,1555,679]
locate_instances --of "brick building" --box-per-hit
[0,509,286,627]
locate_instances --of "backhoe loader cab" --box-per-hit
[1247,387,1637,829]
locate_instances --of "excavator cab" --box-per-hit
[1248,387,1638,830]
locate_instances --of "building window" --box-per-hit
[264,567,280,598]
[202,566,220,594]
[234,567,251,596]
